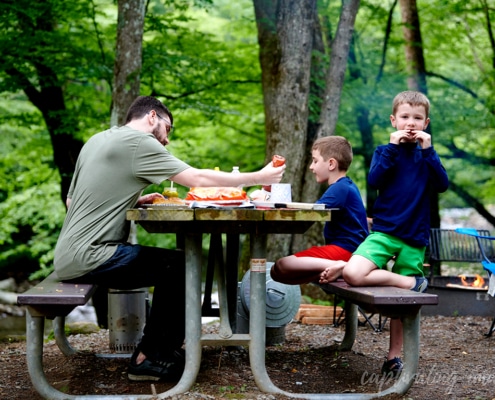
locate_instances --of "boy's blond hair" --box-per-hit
[312,136,353,171]
[392,91,430,118]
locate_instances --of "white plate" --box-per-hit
[252,201,326,210]
[142,203,188,208]
[187,200,253,208]
[187,200,247,206]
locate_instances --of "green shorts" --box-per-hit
[353,231,426,277]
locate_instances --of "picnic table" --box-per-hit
[18,204,436,399]
[126,205,331,398]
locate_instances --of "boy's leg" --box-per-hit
[272,256,346,284]
[271,245,351,284]
[388,318,403,360]
[344,255,416,288]
[381,318,404,377]
[343,233,418,289]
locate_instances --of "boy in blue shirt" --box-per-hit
[342,91,449,376]
[271,136,368,285]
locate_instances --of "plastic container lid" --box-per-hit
[239,263,301,327]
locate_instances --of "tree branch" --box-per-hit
[150,79,260,100]
[441,140,495,166]
[376,0,398,84]
[449,180,495,227]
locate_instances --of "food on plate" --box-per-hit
[272,154,286,167]
[249,188,270,201]
[152,196,186,205]
[185,187,249,201]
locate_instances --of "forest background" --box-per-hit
[0,0,494,284]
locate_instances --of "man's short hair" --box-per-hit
[125,96,173,125]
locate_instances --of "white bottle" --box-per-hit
[232,166,242,188]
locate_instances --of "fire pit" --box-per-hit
[422,275,495,316]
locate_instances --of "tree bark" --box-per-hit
[399,0,441,228]
[316,0,360,139]
[292,0,361,254]
[110,0,146,126]
[399,0,427,93]
[253,0,317,259]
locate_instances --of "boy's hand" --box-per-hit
[411,130,431,149]
[390,129,431,148]
[390,130,414,144]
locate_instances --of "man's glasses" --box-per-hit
[155,112,174,134]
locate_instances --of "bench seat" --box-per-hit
[315,279,438,398]
[17,273,103,399]
[17,272,96,318]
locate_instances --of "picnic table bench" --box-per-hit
[317,280,438,397]
[18,272,438,399]
[16,272,100,399]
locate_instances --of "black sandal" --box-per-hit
[381,356,403,377]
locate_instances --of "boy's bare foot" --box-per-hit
[319,260,346,284]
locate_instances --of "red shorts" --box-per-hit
[294,245,353,261]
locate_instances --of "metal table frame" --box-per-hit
[24,206,427,399]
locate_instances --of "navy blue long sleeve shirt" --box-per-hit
[368,142,449,247]
[316,176,369,253]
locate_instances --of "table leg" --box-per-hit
[161,232,203,395]
[247,233,282,393]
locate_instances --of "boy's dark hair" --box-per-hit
[125,96,173,125]
[392,91,430,118]
[312,136,353,171]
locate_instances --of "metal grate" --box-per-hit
[428,229,495,263]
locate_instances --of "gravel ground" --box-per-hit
[1,314,495,399]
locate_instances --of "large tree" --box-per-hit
[253,0,318,258]
[253,0,360,259]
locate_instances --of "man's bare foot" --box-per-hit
[319,260,346,284]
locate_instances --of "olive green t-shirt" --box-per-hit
[54,126,190,280]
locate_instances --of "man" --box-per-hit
[54,96,285,381]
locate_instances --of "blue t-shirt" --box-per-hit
[316,176,369,253]
[368,142,449,247]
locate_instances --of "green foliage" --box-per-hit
[0,0,494,280]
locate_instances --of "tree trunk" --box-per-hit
[293,0,360,253]
[316,0,360,139]
[6,17,85,203]
[93,0,147,328]
[110,0,146,126]
[399,0,427,93]
[399,0,440,228]
[253,0,317,260]
[111,0,145,246]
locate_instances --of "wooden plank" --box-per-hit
[319,280,438,306]
[17,273,96,306]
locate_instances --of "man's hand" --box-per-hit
[136,193,164,206]
[257,161,286,185]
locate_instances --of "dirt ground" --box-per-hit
[1,314,495,400]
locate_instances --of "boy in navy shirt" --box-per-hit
[271,136,368,284]
[342,91,449,376]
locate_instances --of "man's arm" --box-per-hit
[171,163,285,188]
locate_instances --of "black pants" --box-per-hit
[68,244,186,359]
